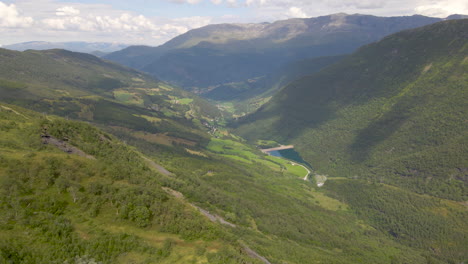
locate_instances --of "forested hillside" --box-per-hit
[2,103,466,263]
[235,19,468,201]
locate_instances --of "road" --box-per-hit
[260,145,294,153]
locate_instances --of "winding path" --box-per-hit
[290,163,311,181]
[299,164,311,181]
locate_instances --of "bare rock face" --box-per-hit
[41,133,95,159]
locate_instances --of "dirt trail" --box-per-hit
[297,164,311,181]
[162,187,236,227]
[243,246,272,264]
[191,204,236,228]
[163,187,272,263]
[0,105,29,119]
[141,156,172,176]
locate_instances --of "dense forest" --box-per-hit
[235,19,468,201]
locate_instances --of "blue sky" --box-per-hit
[1,0,466,46]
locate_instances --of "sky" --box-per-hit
[0,0,466,46]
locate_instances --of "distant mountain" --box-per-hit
[234,19,468,201]
[105,14,454,99]
[4,41,129,56]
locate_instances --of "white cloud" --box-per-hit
[414,0,468,17]
[211,0,223,4]
[325,0,386,9]
[42,13,159,32]
[245,0,268,6]
[287,7,308,18]
[173,16,212,30]
[170,0,203,4]
[56,6,80,16]
[226,0,238,7]
[0,2,33,28]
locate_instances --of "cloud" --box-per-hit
[211,0,223,4]
[287,7,308,18]
[226,0,238,7]
[325,0,386,9]
[0,2,33,28]
[56,6,80,16]
[414,0,468,17]
[42,13,159,32]
[245,0,268,6]
[173,16,212,29]
[170,0,203,4]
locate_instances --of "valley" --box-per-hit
[0,12,466,264]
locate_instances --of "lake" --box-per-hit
[267,148,312,168]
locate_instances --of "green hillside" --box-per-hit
[3,103,467,263]
[211,55,346,116]
[235,19,468,201]
[0,104,259,264]
[0,48,221,147]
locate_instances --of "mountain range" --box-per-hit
[105,14,461,102]
[3,41,129,57]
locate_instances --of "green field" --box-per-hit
[207,138,309,178]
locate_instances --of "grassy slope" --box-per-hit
[0,48,221,147]
[0,104,256,264]
[235,19,468,201]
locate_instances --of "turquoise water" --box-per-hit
[267,148,312,168]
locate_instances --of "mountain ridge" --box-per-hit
[105,13,460,105]
[234,19,468,201]
[4,41,129,57]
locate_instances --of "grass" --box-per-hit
[134,114,162,123]
[113,90,144,106]
[265,156,309,177]
[178,98,194,105]
[207,138,309,178]
[70,202,219,264]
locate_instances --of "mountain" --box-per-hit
[105,14,448,100]
[234,19,468,201]
[209,55,346,116]
[0,23,467,263]
[4,41,129,56]
[0,48,222,146]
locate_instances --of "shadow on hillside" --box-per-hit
[348,100,413,163]
[234,80,339,142]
